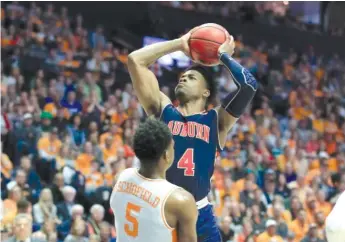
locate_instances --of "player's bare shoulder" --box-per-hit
[168,187,196,207]
[165,188,198,242]
[165,187,198,223]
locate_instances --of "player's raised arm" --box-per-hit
[166,188,198,242]
[215,35,258,148]
[127,34,190,117]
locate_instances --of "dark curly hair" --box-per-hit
[133,119,172,164]
[185,64,218,103]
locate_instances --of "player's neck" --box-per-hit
[138,166,165,180]
[178,99,206,116]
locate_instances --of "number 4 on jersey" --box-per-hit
[177,148,195,176]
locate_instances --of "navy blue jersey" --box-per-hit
[161,104,220,201]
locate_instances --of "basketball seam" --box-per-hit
[189,47,210,56]
[194,24,227,35]
[191,24,227,42]
[189,45,218,62]
[190,38,223,45]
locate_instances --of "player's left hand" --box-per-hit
[218,34,235,58]
[179,27,199,57]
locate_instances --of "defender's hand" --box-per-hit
[218,34,235,57]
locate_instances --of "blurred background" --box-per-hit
[1,1,345,242]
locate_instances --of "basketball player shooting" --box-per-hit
[128,25,258,241]
[110,119,198,242]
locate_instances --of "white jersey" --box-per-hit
[325,191,345,242]
[110,168,179,242]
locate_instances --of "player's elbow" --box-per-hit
[128,52,138,67]
[128,51,146,67]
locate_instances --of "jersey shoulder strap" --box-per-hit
[116,168,135,181]
[160,103,176,119]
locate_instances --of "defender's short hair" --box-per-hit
[133,119,172,164]
[185,65,217,103]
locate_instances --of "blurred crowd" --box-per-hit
[1,2,345,242]
[162,1,345,37]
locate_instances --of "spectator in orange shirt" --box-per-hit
[2,185,22,228]
[1,152,13,179]
[111,103,128,125]
[58,51,81,70]
[325,133,337,156]
[311,109,325,134]
[37,127,62,183]
[75,142,95,176]
[316,190,332,217]
[101,136,117,164]
[85,160,104,191]
[305,156,329,186]
[233,169,258,194]
[257,219,284,242]
[37,127,62,160]
[324,113,338,134]
[99,123,123,147]
[289,209,309,241]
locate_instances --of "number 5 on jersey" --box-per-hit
[177,148,195,176]
[125,202,141,237]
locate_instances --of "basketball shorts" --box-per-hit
[196,204,221,242]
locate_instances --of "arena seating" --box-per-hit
[1,2,344,242]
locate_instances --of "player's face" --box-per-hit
[175,70,210,102]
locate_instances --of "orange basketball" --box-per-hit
[188,23,229,66]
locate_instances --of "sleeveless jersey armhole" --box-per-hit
[212,108,224,152]
[109,168,131,209]
[159,103,173,121]
[161,186,179,231]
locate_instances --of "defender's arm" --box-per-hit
[174,189,198,242]
[165,188,198,242]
